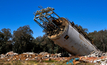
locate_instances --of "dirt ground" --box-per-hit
[0,59,95,65]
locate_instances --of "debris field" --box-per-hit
[1,51,107,64]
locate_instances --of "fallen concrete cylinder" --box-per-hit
[48,18,97,56]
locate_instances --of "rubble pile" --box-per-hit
[0,51,71,62]
[1,51,107,64]
[66,51,107,64]
[79,51,107,64]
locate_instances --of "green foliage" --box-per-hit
[12,25,34,54]
[88,30,107,52]
[0,28,12,54]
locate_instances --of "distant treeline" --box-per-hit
[0,25,107,54]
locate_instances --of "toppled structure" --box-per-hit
[34,7,98,55]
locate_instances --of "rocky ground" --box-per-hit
[0,51,107,65]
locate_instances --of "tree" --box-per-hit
[0,28,12,54]
[88,30,107,52]
[12,25,34,54]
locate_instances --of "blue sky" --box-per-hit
[0,0,107,38]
